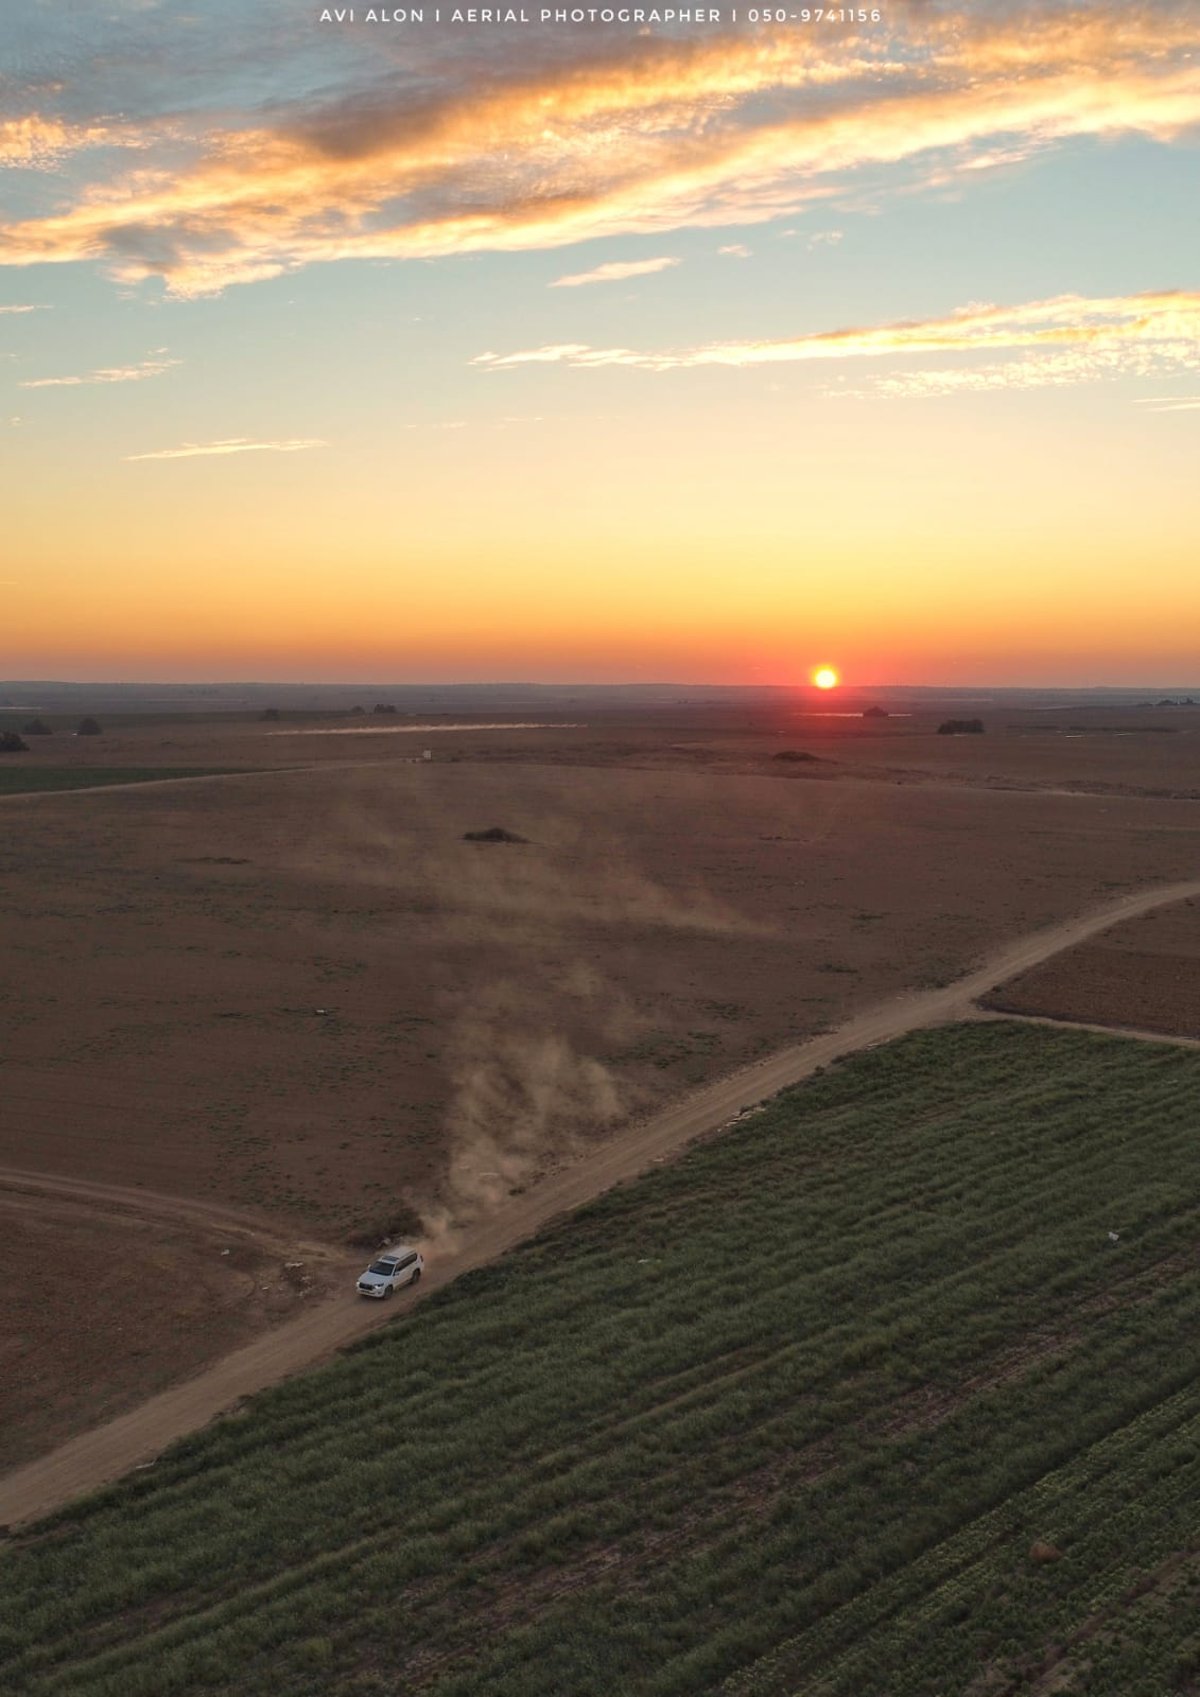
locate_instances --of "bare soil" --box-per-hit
[983,897,1200,1039]
[0,1172,347,1472]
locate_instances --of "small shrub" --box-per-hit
[772,750,820,763]
[21,718,52,735]
[937,718,984,735]
[0,730,29,753]
[76,717,102,736]
[261,708,281,721]
[463,826,528,843]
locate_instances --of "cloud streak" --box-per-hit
[1132,396,1200,412]
[0,4,1196,295]
[473,291,1200,388]
[125,437,326,461]
[21,352,179,389]
[551,256,679,288]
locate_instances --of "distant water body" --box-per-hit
[266,722,584,735]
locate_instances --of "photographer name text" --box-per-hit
[320,6,881,22]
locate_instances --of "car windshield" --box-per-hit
[366,1261,396,1276]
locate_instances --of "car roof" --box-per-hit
[377,1246,418,1262]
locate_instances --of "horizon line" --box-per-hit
[4,679,1200,695]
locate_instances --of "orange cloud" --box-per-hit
[0,115,147,166]
[0,4,1195,294]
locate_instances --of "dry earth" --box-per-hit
[0,1171,348,1471]
[3,705,1200,1473]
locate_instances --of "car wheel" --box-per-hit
[410,1269,422,1286]
[385,1284,395,1297]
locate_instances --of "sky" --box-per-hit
[1,0,1198,685]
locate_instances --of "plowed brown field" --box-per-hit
[983,896,1200,1039]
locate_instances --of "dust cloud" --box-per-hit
[416,980,628,1256]
[286,767,768,1250]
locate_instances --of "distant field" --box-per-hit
[4,1022,1199,1697]
[0,767,241,796]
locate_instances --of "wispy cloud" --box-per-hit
[473,343,595,369]
[551,256,679,288]
[125,437,326,462]
[0,303,49,315]
[1132,394,1200,412]
[0,4,1196,295]
[718,243,752,259]
[808,229,844,250]
[21,351,178,389]
[473,291,1200,388]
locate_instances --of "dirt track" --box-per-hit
[0,1168,344,1263]
[3,876,1198,1530]
[975,1010,1200,1049]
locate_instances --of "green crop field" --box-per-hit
[0,767,241,796]
[2,1022,1199,1697]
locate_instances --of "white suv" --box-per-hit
[356,1247,424,1299]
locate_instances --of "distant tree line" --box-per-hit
[1,716,101,750]
[259,704,401,722]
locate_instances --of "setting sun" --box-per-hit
[813,667,840,691]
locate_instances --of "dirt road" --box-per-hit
[3,876,1198,1530]
[0,768,312,803]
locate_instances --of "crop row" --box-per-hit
[769,1402,1200,1696]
